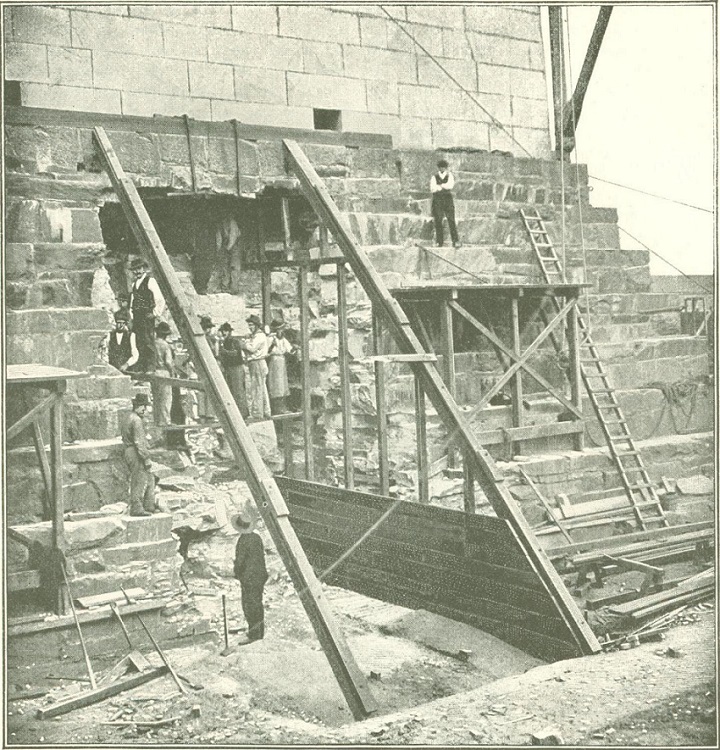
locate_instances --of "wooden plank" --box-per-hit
[366,353,437,363]
[7,105,393,148]
[476,420,584,446]
[298,267,314,480]
[76,588,147,609]
[566,294,584,450]
[281,197,292,250]
[440,297,457,469]
[337,263,354,489]
[94,127,376,720]
[414,375,429,505]
[129,372,206,390]
[7,393,59,440]
[374,360,390,497]
[519,468,573,544]
[31,420,52,519]
[7,364,86,384]
[35,667,169,720]
[50,384,67,576]
[510,296,523,450]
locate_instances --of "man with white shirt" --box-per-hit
[106,309,139,372]
[240,314,271,421]
[129,257,165,372]
[430,158,461,248]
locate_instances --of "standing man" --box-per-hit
[129,257,165,372]
[153,321,175,426]
[218,322,249,419]
[430,158,461,248]
[267,319,293,415]
[121,393,156,517]
[241,315,271,421]
[232,511,268,644]
[106,309,139,372]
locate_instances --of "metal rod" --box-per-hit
[60,562,97,689]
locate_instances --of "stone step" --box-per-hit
[6,270,96,309]
[68,364,133,402]
[5,242,106,284]
[64,397,131,442]
[6,196,104,244]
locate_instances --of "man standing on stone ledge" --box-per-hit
[121,392,156,517]
[232,511,268,645]
[153,321,175,426]
[218,322,249,419]
[129,257,165,373]
[105,309,139,372]
[430,158,462,248]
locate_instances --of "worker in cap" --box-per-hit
[120,392,156,516]
[105,308,139,372]
[240,315,271,421]
[232,509,268,644]
[267,319,294,415]
[218,322,249,418]
[153,321,175,425]
[128,257,166,372]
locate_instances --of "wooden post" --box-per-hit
[319,224,329,257]
[337,263,354,488]
[298,267,314,479]
[50,382,66,615]
[440,295,457,468]
[463,458,476,514]
[414,375,429,504]
[371,304,384,356]
[281,197,292,251]
[374,360,389,496]
[567,297,584,451]
[510,295,523,457]
[255,199,266,264]
[282,419,294,477]
[548,6,567,158]
[261,268,272,325]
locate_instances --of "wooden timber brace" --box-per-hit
[93,127,377,720]
[283,138,600,657]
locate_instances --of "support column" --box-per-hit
[440,295,457,468]
[31,420,52,521]
[281,197,292,253]
[337,263,354,488]
[510,294,523,457]
[548,6,567,158]
[374,360,389,497]
[298,267,314,479]
[414,375,429,504]
[567,296,584,451]
[261,268,272,325]
[463,458,476,514]
[50,382,67,615]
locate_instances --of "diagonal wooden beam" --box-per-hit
[94,126,377,721]
[450,299,582,418]
[7,393,59,441]
[283,138,600,657]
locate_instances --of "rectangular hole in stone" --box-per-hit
[313,108,342,131]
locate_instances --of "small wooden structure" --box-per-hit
[6,364,86,613]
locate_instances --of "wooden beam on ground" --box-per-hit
[414,375,429,505]
[519,468,573,544]
[35,667,169,720]
[7,393,58,440]
[337,263,354,489]
[283,137,600,657]
[298,266,314,480]
[94,127,377,720]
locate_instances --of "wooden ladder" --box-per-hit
[519,208,668,530]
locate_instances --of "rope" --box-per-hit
[589,176,713,214]
[617,226,713,294]
[378,6,533,158]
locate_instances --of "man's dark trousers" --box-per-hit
[132,312,156,372]
[240,583,265,641]
[432,192,459,246]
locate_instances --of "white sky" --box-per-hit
[558,5,715,276]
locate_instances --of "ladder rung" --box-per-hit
[627,483,655,491]
[615,450,640,458]
[597,404,622,410]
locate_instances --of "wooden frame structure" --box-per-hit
[94,127,377,721]
[6,364,86,613]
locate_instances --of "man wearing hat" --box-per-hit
[232,510,268,644]
[129,257,166,372]
[218,322,249,418]
[153,321,175,425]
[196,315,218,421]
[120,393,156,517]
[106,309,139,372]
[267,319,294,415]
[430,158,461,248]
[240,314,271,421]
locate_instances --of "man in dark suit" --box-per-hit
[232,511,268,644]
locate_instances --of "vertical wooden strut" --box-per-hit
[336,263,354,488]
[283,138,600,657]
[93,127,377,720]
